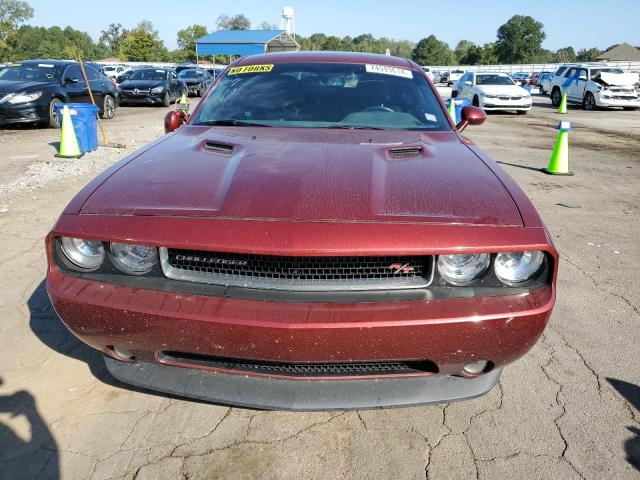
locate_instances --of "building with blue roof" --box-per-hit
[195,30,300,58]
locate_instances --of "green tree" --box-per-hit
[322,36,342,51]
[554,46,575,63]
[454,40,475,63]
[495,15,546,63]
[5,24,106,60]
[0,0,31,43]
[216,13,250,30]
[176,24,208,61]
[412,35,452,65]
[576,47,601,61]
[99,23,127,57]
[119,20,167,62]
[479,43,498,64]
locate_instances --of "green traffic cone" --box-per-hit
[448,98,457,123]
[56,105,83,158]
[544,121,573,175]
[558,92,567,114]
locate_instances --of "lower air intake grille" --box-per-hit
[159,351,439,377]
[160,248,433,291]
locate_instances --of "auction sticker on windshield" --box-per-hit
[228,64,274,75]
[365,64,413,79]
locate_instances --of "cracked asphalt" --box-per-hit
[0,90,639,479]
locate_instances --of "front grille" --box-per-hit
[160,248,433,291]
[122,88,150,95]
[159,351,439,377]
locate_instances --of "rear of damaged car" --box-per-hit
[46,52,557,410]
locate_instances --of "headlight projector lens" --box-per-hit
[60,237,105,270]
[110,243,158,274]
[494,251,544,284]
[437,253,490,286]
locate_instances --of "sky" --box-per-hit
[29,0,640,52]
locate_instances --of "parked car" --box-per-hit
[538,72,554,95]
[177,68,214,97]
[440,71,450,84]
[549,63,640,110]
[421,66,434,82]
[531,71,553,86]
[0,60,118,128]
[447,69,465,86]
[115,69,134,84]
[432,70,443,84]
[510,72,530,85]
[453,71,531,114]
[118,68,187,107]
[46,52,557,410]
[102,65,126,80]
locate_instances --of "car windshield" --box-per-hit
[192,62,449,131]
[590,67,624,77]
[476,74,515,86]
[130,69,167,80]
[178,70,202,79]
[0,63,62,82]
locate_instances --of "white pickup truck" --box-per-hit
[549,63,640,110]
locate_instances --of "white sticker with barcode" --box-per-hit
[365,64,413,79]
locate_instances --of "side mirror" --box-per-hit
[455,106,486,132]
[464,80,472,86]
[164,110,188,133]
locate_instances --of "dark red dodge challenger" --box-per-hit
[46,52,557,410]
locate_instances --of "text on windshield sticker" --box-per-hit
[228,64,274,75]
[365,64,413,79]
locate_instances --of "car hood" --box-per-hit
[120,80,164,89]
[0,79,52,93]
[476,84,528,96]
[80,126,523,226]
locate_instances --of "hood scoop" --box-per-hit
[388,146,423,160]
[203,140,235,155]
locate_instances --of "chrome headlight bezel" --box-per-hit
[494,251,545,286]
[109,242,159,275]
[437,253,491,286]
[58,237,105,271]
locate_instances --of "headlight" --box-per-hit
[1,91,43,104]
[494,251,544,284]
[60,237,105,271]
[481,93,496,98]
[150,86,164,94]
[110,243,158,274]
[437,253,490,286]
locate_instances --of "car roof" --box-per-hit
[13,59,75,66]
[233,51,413,69]
[475,72,509,76]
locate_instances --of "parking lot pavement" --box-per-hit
[0,96,639,479]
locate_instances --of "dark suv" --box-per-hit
[0,60,118,128]
[118,68,187,107]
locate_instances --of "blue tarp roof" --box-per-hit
[195,30,298,56]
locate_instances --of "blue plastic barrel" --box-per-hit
[54,103,99,153]
[446,98,472,124]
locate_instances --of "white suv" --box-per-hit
[550,63,640,110]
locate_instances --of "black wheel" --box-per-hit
[551,89,561,106]
[583,92,596,111]
[472,95,480,107]
[623,107,639,111]
[48,98,62,128]
[162,92,171,107]
[517,110,528,115]
[451,91,458,98]
[100,95,116,119]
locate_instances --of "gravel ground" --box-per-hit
[0,91,639,480]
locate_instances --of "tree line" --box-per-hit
[0,2,630,65]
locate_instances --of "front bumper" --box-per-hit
[596,95,640,108]
[119,94,165,105]
[480,99,532,111]
[105,356,502,410]
[0,101,49,125]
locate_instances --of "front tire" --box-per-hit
[583,92,596,111]
[472,95,480,107]
[100,95,116,119]
[517,110,528,115]
[551,88,561,106]
[48,98,62,128]
[162,92,171,107]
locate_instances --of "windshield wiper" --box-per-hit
[193,119,272,127]
[323,124,389,130]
